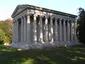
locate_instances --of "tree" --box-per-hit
[76,8,85,44]
[0,29,5,44]
[0,19,13,44]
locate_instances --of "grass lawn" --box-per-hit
[0,44,85,64]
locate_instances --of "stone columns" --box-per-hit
[70,21,73,41]
[16,20,18,42]
[50,16,53,43]
[55,18,58,42]
[45,16,48,42]
[63,20,66,42]
[67,21,70,42]
[27,14,31,43]
[23,16,27,43]
[69,21,71,42]
[59,19,62,42]
[22,17,24,43]
[39,16,43,43]
[33,14,37,43]
[53,18,55,42]
[37,17,40,42]
[57,20,59,42]
[61,19,64,42]
[21,18,23,43]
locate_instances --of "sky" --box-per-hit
[0,0,85,20]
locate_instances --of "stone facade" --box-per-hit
[11,4,78,49]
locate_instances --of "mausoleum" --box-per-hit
[11,4,78,49]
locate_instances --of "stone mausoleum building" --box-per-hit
[11,4,78,49]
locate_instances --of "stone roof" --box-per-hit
[11,4,77,18]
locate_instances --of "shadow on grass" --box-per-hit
[0,44,85,64]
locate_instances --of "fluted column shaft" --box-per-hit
[63,20,66,42]
[22,17,24,43]
[16,21,18,42]
[23,16,27,43]
[55,18,58,42]
[37,17,40,42]
[33,14,37,43]
[50,16,53,43]
[61,19,64,42]
[67,21,70,42]
[40,16,43,43]
[57,20,59,41]
[59,19,62,42]
[69,22,71,42]
[45,16,48,42]
[70,21,73,41]
[21,17,24,43]
[21,18,23,43]
[27,15,31,43]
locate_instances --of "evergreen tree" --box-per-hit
[76,8,85,44]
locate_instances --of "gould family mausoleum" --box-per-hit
[11,4,78,49]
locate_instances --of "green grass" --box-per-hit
[0,44,85,64]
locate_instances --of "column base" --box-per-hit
[10,41,80,50]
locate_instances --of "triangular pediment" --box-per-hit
[11,5,26,18]
[11,4,77,18]
[14,8,24,15]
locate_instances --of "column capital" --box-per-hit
[60,18,63,21]
[20,17,23,21]
[26,14,30,24]
[63,20,66,24]
[34,13,39,17]
[40,15,43,18]
[67,20,69,23]
[44,15,49,18]
[55,17,58,20]
[50,16,54,19]
[26,14,31,17]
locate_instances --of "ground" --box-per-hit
[0,44,85,64]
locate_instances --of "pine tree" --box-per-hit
[77,8,85,44]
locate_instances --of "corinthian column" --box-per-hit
[27,14,31,43]
[44,16,48,42]
[55,18,58,42]
[63,20,66,42]
[16,20,18,43]
[70,21,73,41]
[59,19,62,42]
[33,14,37,43]
[23,16,27,43]
[50,16,53,43]
[21,17,24,43]
[67,21,70,42]
[39,16,43,43]
[22,17,24,43]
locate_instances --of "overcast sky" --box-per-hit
[0,0,85,20]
